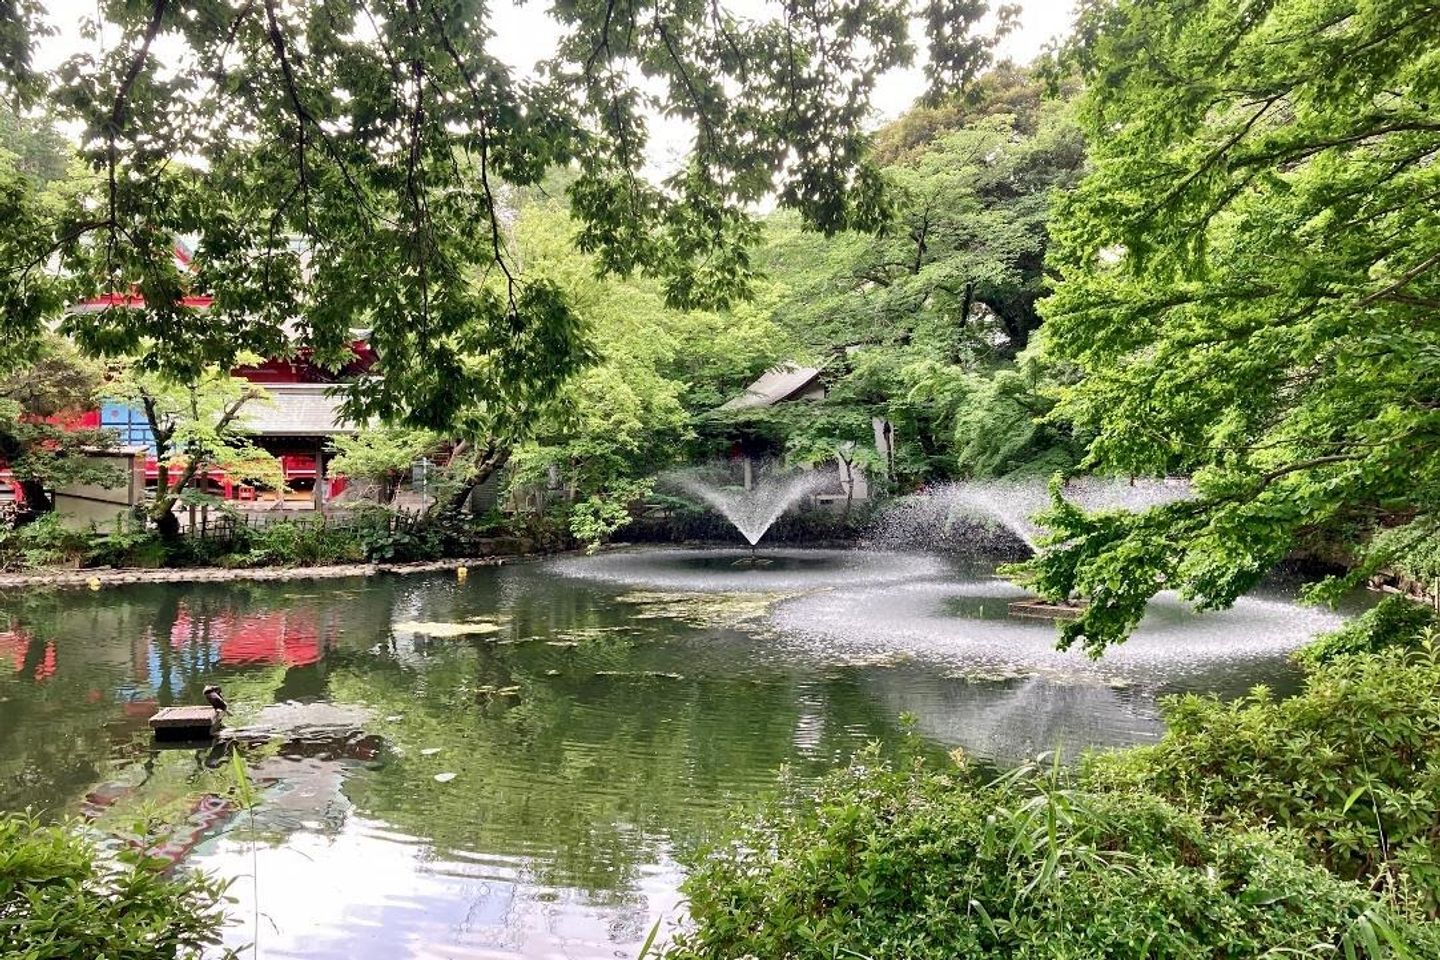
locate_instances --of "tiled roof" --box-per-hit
[720,363,823,410]
[241,384,357,436]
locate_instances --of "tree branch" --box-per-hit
[1355,251,1440,308]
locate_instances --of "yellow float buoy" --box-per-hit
[87,577,102,591]
[456,565,468,581]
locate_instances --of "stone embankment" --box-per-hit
[1368,569,1440,609]
[0,556,515,592]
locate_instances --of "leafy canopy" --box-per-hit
[1023,0,1440,653]
[1,0,1014,429]
[763,73,1085,360]
[0,336,118,516]
[503,197,788,540]
[107,363,281,529]
[749,72,1087,486]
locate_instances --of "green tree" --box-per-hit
[1,0,1015,430]
[108,365,280,538]
[0,335,117,521]
[763,77,1086,359]
[0,147,63,372]
[783,400,883,516]
[503,199,787,536]
[745,73,1088,487]
[1022,0,1440,654]
[0,105,69,186]
[329,427,440,504]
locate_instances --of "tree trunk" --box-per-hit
[150,462,182,540]
[153,508,180,540]
[442,445,511,514]
[950,280,976,364]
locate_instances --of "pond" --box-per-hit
[0,546,1345,959]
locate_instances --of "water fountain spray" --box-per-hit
[665,464,836,554]
[871,477,1192,553]
[867,477,1193,618]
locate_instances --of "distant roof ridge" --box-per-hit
[720,360,824,410]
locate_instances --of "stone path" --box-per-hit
[0,556,515,592]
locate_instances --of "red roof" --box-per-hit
[69,292,215,313]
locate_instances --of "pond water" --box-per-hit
[0,546,1345,959]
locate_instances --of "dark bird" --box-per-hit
[203,685,229,714]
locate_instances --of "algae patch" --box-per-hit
[392,619,504,638]
[613,590,790,628]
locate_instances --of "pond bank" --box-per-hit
[0,554,522,591]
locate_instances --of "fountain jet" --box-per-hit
[667,466,835,546]
[870,477,1192,553]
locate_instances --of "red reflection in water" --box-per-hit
[0,630,28,673]
[33,642,56,681]
[122,700,158,719]
[169,605,329,667]
[81,783,237,867]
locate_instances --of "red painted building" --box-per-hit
[2,245,378,507]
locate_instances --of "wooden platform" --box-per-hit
[149,706,221,739]
[1008,599,1087,621]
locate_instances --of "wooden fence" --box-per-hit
[175,505,429,541]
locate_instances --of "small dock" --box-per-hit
[1008,599,1087,621]
[149,706,221,740]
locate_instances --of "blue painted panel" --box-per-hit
[99,402,157,452]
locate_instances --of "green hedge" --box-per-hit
[0,814,234,960]
[0,507,513,572]
[1295,595,1439,667]
[1085,634,1440,914]
[667,749,1436,959]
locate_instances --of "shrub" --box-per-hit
[0,813,234,959]
[666,749,1435,959]
[1085,638,1440,913]
[213,518,370,567]
[1296,596,1439,667]
[570,479,654,549]
[82,517,167,568]
[0,514,90,570]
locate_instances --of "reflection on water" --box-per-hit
[0,549,1341,959]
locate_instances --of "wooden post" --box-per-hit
[313,442,326,512]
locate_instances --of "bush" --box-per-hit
[0,813,234,959]
[82,517,167,568]
[1296,596,1439,667]
[2,506,516,572]
[569,479,655,549]
[666,749,1435,959]
[0,514,90,570]
[1085,637,1440,914]
[240,519,367,566]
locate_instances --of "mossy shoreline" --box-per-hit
[0,553,519,592]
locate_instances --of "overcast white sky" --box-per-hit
[35,0,1076,169]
